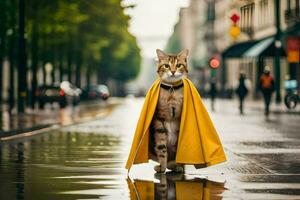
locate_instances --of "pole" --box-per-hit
[274,0,282,103]
[30,25,38,109]
[18,0,27,113]
[0,0,7,104]
[8,0,17,112]
[207,0,217,76]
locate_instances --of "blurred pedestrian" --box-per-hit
[235,73,248,114]
[209,77,217,112]
[259,66,275,116]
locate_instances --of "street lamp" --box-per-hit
[274,0,282,103]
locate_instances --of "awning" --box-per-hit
[222,40,258,58]
[243,37,286,57]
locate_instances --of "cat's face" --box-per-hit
[156,49,189,84]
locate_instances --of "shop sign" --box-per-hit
[287,37,300,63]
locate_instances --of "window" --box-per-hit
[257,0,273,28]
[260,0,268,26]
[240,3,255,36]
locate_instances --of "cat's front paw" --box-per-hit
[167,161,184,173]
[172,165,184,173]
[154,165,166,173]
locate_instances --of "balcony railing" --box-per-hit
[240,26,254,37]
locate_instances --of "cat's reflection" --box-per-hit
[127,173,225,200]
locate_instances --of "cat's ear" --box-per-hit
[178,49,189,58]
[156,49,167,60]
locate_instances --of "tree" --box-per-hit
[1,0,142,110]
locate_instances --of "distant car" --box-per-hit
[35,85,67,108]
[81,84,110,101]
[36,82,82,109]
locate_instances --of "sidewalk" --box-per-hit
[248,100,300,115]
[219,97,300,115]
[0,98,121,140]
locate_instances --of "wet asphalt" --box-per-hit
[0,97,300,200]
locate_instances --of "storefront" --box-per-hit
[221,36,287,99]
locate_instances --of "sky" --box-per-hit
[123,0,190,58]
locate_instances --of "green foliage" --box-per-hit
[3,0,141,86]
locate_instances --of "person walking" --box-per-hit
[235,73,248,114]
[259,66,275,116]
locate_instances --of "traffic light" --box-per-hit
[209,57,220,69]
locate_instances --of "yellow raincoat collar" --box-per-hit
[125,78,226,171]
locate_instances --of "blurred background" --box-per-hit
[0,0,299,113]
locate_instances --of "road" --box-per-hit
[0,97,300,200]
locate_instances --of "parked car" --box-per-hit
[81,84,110,101]
[35,85,67,108]
[36,82,82,109]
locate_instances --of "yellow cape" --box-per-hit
[125,78,226,171]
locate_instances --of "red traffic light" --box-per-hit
[209,58,220,69]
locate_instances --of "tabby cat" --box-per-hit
[150,49,189,173]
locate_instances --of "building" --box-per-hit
[164,0,207,90]
[165,0,299,99]
[220,0,300,99]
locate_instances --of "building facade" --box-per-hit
[165,0,299,99]
[164,0,208,91]
[219,0,299,99]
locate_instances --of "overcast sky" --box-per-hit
[123,0,190,58]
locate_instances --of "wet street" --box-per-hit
[1,97,300,200]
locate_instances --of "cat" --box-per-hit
[150,49,189,173]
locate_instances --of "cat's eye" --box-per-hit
[163,64,170,68]
[176,64,184,68]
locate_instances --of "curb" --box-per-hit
[0,100,122,141]
[0,124,54,138]
[0,124,61,141]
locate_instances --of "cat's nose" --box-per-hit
[171,71,175,75]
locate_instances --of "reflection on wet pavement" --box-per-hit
[0,131,129,200]
[128,173,225,200]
